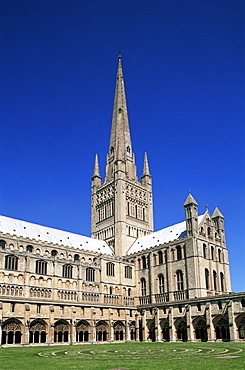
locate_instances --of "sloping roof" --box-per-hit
[127,214,205,255]
[0,215,113,255]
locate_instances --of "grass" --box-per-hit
[0,342,245,370]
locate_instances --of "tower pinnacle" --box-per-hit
[142,152,151,177]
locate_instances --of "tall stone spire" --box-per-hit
[109,54,132,158]
[105,55,137,181]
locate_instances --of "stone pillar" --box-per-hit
[227,300,237,341]
[23,304,30,345]
[186,305,194,341]
[168,307,176,342]
[154,308,161,342]
[126,321,131,342]
[71,306,76,344]
[135,314,140,341]
[0,303,2,345]
[141,310,147,342]
[109,321,114,342]
[0,322,2,345]
[206,302,215,342]
[91,322,96,343]
[91,307,96,343]
[48,305,55,344]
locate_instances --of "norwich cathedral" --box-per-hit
[0,56,244,346]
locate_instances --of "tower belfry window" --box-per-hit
[126,146,131,153]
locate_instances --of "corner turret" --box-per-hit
[184,193,198,236]
[212,206,225,243]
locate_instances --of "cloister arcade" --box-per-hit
[1,313,245,345]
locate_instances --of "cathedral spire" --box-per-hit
[105,55,137,182]
[108,54,133,161]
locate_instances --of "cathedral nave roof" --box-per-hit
[0,215,113,255]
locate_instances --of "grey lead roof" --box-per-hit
[0,215,113,255]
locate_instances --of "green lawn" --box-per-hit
[1,342,245,370]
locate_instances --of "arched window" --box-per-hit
[176,270,184,291]
[110,146,114,154]
[126,146,131,153]
[0,240,6,249]
[128,288,131,297]
[51,250,57,257]
[142,256,147,269]
[205,268,210,290]
[74,254,79,262]
[213,270,217,291]
[106,262,115,277]
[158,251,163,264]
[158,274,165,294]
[176,246,182,260]
[218,249,222,263]
[5,255,18,271]
[125,266,132,279]
[36,260,47,275]
[203,244,207,259]
[62,264,73,279]
[109,286,113,295]
[138,258,141,269]
[220,272,224,292]
[207,227,211,236]
[86,268,95,282]
[26,245,33,253]
[211,246,214,260]
[141,278,146,296]
[238,317,245,339]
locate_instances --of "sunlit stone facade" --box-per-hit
[0,56,244,346]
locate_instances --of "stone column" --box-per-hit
[71,307,76,344]
[91,322,96,343]
[206,302,215,342]
[168,307,176,342]
[0,322,2,345]
[186,305,194,341]
[49,305,55,344]
[135,314,140,341]
[227,300,237,342]
[110,322,114,342]
[154,308,161,342]
[141,310,147,342]
[23,304,30,345]
[91,307,96,343]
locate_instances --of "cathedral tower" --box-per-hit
[91,55,154,256]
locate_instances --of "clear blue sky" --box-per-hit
[1,0,244,292]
